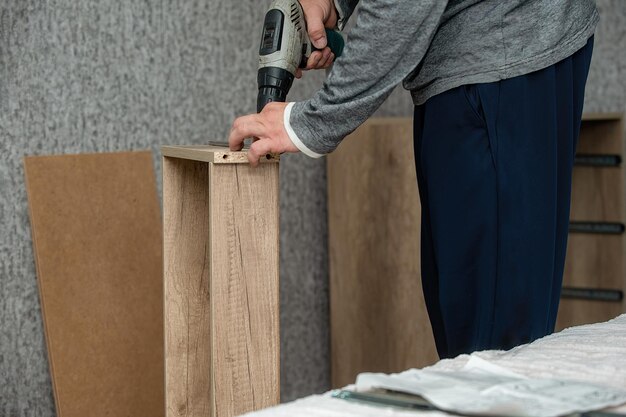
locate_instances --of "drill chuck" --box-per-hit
[257,66,295,113]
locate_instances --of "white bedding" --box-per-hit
[241,314,626,417]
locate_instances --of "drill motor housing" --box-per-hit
[257,0,344,112]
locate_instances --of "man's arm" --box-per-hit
[229,0,448,165]
[288,0,448,156]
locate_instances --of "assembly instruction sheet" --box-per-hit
[356,356,626,417]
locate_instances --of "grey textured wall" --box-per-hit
[1,0,625,415]
[0,0,328,414]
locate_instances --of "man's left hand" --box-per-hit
[228,102,300,167]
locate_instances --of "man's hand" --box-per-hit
[229,102,300,167]
[296,0,339,78]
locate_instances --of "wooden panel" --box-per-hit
[577,118,623,154]
[163,146,279,417]
[328,118,438,389]
[24,152,164,417]
[163,157,211,417]
[161,145,280,164]
[558,115,626,330]
[570,167,623,220]
[563,234,623,289]
[556,298,623,330]
[209,162,280,416]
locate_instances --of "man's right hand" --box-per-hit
[296,0,339,78]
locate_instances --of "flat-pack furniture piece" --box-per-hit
[162,146,280,417]
[558,113,626,329]
[24,151,164,417]
[327,118,439,388]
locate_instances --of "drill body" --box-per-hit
[257,0,344,112]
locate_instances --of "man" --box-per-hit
[228,0,598,359]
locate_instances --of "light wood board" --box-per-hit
[327,118,438,389]
[163,146,279,417]
[24,151,164,417]
[161,145,280,164]
[163,158,212,416]
[557,115,626,330]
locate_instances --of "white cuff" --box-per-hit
[284,102,324,159]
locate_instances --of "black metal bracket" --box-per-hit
[575,154,622,167]
[569,222,625,234]
[561,287,623,302]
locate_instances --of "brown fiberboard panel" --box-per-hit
[24,152,164,417]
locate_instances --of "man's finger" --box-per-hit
[248,138,275,167]
[229,115,265,150]
[306,51,323,69]
[317,48,332,68]
[324,53,335,68]
[303,5,327,49]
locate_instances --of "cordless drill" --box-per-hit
[257,0,345,113]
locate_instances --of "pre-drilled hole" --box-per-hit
[266,154,271,160]
[222,154,228,159]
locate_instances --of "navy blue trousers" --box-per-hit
[414,37,594,359]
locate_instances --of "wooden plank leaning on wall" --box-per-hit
[162,146,280,417]
[24,152,164,417]
[327,119,439,389]
[557,113,626,329]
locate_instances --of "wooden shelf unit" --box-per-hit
[162,146,280,417]
[556,113,626,330]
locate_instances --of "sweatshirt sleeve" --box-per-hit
[333,0,360,30]
[288,0,448,156]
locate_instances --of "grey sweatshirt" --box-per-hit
[286,0,599,158]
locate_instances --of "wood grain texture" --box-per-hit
[24,152,164,417]
[161,146,280,164]
[557,115,626,330]
[327,118,438,389]
[163,157,212,417]
[163,147,279,417]
[209,162,280,416]
[556,298,624,330]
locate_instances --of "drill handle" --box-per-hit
[322,29,345,58]
[302,29,344,69]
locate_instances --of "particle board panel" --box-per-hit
[563,234,623,289]
[209,162,280,416]
[328,118,438,389]
[577,116,624,154]
[558,115,626,330]
[163,146,279,417]
[161,145,280,164]
[556,298,624,331]
[570,167,623,220]
[163,158,212,416]
[24,152,164,417]
[570,117,624,220]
